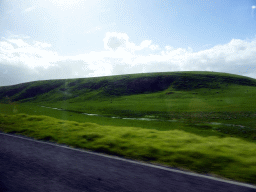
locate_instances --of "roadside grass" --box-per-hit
[1,113,256,184]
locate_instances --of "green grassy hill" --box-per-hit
[1,71,256,184]
[1,71,256,116]
[1,71,256,102]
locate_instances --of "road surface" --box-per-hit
[1,132,255,192]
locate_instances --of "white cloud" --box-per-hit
[85,26,101,34]
[0,38,58,70]
[34,41,52,48]
[1,33,256,86]
[149,45,159,50]
[252,6,256,17]
[0,41,14,51]
[103,32,129,51]
[140,40,152,49]
[103,32,158,52]
[7,39,30,48]
[24,6,36,13]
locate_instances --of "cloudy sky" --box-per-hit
[1,0,256,86]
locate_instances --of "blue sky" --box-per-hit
[1,0,256,86]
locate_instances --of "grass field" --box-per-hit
[1,71,256,184]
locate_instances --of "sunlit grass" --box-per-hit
[1,113,256,184]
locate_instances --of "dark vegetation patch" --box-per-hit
[59,88,68,92]
[103,76,173,96]
[40,135,55,141]
[6,131,18,134]
[0,84,27,100]
[13,81,65,101]
[75,80,109,91]
[27,116,45,121]
[213,125,256,140]
[0,80,65,102]
[81,133,103,141]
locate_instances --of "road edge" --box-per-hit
[1,131,256,189]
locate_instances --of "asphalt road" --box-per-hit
[1,133,256,192]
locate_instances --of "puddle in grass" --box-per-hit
[40,106,248,128]
[40,106,170,121]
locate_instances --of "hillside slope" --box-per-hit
[1,71,256,103]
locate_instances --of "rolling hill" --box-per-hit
[1,71,256,103]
